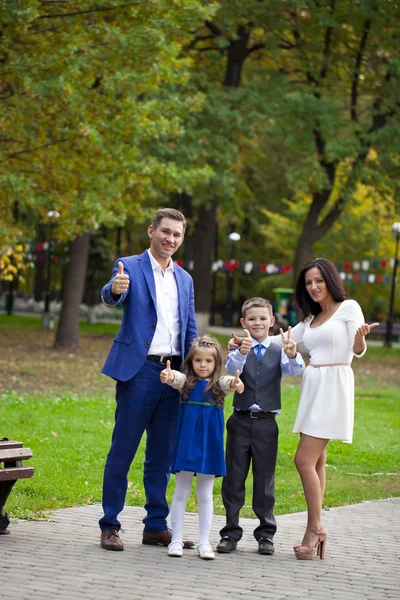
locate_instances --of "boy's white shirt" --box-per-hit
[168,371,235,395]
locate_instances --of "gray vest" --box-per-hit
[233,344,282,411]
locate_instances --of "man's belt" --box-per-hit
[146,355,181,366]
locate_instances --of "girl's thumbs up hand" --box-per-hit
[231,370,244,394]
[160,360,174,384]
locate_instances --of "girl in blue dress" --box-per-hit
[160,335,244,560]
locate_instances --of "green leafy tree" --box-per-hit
[185,0,400,323]
[0,0,215,346]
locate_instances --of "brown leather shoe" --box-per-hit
[100,528,124,551]
[142,528,194,549]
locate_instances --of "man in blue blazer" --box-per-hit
[99,208,198,551]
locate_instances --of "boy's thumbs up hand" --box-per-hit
[231,370,244,394]
[240,328,253,355]
[160,360,174,384]
[111,261,130,296]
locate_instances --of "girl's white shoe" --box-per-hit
[197,542,215,560]
[168,541,183,557]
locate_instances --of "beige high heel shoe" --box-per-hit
[293,528,327,560]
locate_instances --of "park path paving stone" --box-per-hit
[0,498,398,599]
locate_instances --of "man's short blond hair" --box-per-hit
[241,297,273,318]
[151,208,187,233]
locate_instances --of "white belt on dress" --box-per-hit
[309,362,351,368]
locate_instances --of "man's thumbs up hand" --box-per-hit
[240,328,253,355]
[160,360,174,384]
[111,261,130,296]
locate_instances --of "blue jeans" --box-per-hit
[99,360,179,532]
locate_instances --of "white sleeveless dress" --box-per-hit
[273,299,366,443]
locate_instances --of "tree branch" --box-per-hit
[36,4,132,19]
[317,197,345,237]
[319,0,335,80]
[351,18,371,122]
[289,11,319,88]
[196,46,221,53]
[0,138,73,163]
[312,128,337,187]
[247,43,265,55]
[183,34,218,53]
[204,20,223,38]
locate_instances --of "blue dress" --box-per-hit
[171,379,226,477]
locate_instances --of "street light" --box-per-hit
[42,210,60,330]
[223,232,241,327]
[384,222,400,347]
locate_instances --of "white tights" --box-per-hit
[170,471,215,545]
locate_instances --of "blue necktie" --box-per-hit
[255,343,263,360]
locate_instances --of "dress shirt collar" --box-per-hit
[252,337,272,349]
[147,248,174,273]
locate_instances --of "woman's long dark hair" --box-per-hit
[295,257,347,319]
[182,336,225,407]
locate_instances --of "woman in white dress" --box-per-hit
[230,258,378,560]
[285,258,378,560]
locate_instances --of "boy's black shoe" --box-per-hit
[258,537,274,555]
[216,536,237,553]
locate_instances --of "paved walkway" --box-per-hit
[1,499,399,600]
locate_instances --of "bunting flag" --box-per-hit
[174,258,393,283]
[22,246,395,282]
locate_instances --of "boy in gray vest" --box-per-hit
[217,297,305,555]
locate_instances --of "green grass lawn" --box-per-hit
[0,313,121,336]
[1,384,398,521]
[1,313,399,521]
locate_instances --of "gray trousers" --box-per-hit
[220,412,278,541]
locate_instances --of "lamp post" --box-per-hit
[42,210,60,330]
[384,222,400,347]
[210,217,219,326]
[223,232,241,327]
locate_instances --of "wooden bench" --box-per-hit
[0,439,34,534]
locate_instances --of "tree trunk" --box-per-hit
[173,192,196,264]
[293,230,315,287]
[292,190,343,285]
[190,25,249,331]
[54,233,90,349]
[223,25,249,87]
[192,198,217,335]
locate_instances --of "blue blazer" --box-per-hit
[101,250,198,382]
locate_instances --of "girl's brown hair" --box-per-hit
[182,336,225,407]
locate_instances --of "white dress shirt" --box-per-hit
[147,249,181,356]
